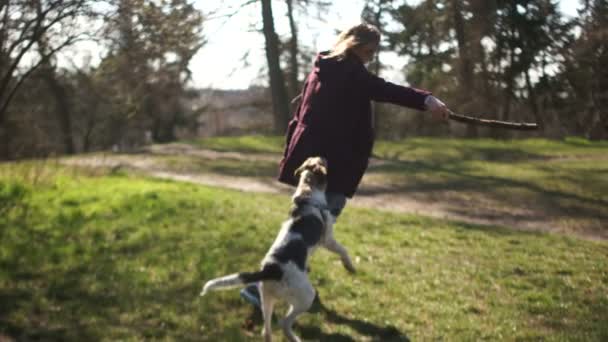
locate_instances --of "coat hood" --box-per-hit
[313,51,362,76]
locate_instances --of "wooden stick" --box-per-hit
[448,111,539,131]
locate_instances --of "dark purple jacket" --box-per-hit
[278,52,431,197]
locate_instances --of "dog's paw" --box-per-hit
[262,327,273,342]
[342,260,356,274]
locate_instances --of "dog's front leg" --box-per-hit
[323,221,356,273]
[324,238,356,273]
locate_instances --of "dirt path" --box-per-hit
[62,143,606,241]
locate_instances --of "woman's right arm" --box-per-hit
[354,63,430,111]
[355,64,450,120]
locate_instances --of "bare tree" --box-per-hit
[284,0,330,100]
[261,0,290,133]
[0,0,91,158]
[449,0,477,137]
[568,0,608,140]
[285,0,299,100]
[100,0,204,146]
[362,0,395,133]
[38,37,76,154]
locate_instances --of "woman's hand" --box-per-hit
[425,95,450,122]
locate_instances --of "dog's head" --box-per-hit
[292,157,328,201]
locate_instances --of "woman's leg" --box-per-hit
[240,283,262,308]
[325,192,347,218]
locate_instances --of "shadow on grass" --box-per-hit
[0,191,200,341]
[175,158,279,178]
[364,156,608,231]
[563,137,608,148]
[242,295,410,341]
[0,288,79,341]
[375,141,550,163]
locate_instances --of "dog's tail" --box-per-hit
[200,263,283,296]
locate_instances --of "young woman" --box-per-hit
[278,23,449,215]
[240,23,451,307]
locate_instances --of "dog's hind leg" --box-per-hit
[260,282,275,342]
[281,284,315,342]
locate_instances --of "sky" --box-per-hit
[189,0,582,90]
[69,0,582,90]
[190,0,371,89]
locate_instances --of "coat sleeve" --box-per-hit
[354,64,431,111]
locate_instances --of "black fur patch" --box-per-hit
[239,263,283,283]
[289,215,324,246]
[271,239,308,271]
[269,215,324,271]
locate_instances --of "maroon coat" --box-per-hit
[278,52,431,198]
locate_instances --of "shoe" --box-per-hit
[240,284,261,308]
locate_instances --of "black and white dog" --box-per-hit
[200,157,355,342]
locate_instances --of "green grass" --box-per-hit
[188,135,284,154]
[189,135,608,157]
[181,136,608,237]
[1,162,607,341]
[369,137,608,237]
[160,155,278,178]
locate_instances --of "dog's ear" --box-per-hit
[295,158,315,178]
[294,164,306,178]
[311,164,327,186]
[313,164,327,176]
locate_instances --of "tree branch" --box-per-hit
[0,35,80,117]
[0,0,87,116]
[448,111,539,131]
[205,0,258,21]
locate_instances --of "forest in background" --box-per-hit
[0,0,606,160]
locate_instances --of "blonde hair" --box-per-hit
[326,23,381,60]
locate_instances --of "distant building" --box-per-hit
[183,87,273,137]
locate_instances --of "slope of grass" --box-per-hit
[188,135,284,154]
[189,135,608,157]
[181,136,608,237]
[1,163,607,341]
[369,137,608,237]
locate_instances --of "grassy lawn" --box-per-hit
[179,136,608,237]
[1,160,607,341]
[369,137,608,237]
[187,135,285,154]
[160,155,278,178]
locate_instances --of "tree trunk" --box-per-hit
[495,32,516,139]
[365,0,388,132]
[451,0,473,90]
[0,124,9,160]
[286,0,299,100]
[41,67,75,154]
[38,37,75,155]
[450,0,477,137]
[83,117,95,153]
[524,68,544,130]
[261,0,290,133]
[588,27,608,140]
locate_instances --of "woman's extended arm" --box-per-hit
[356,64,450,120]
[355,64,430,110]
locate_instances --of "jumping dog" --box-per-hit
[200,156,355,342]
